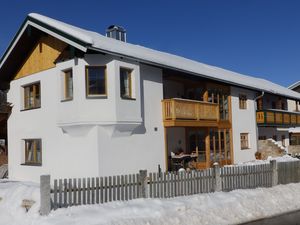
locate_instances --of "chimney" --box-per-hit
[106,25,126,42]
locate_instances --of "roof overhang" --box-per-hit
[87,46,300,101]
[0,15,90,83]
[288,81,300,90]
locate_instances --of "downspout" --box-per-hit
[254,91,265,107]
[254,91,265,155]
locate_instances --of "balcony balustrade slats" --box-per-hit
[162,98,219,121]
[256,109,300,126]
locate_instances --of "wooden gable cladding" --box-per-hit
[14,35,67,79]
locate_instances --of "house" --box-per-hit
[1,13,300,182]
[287,81,300,154]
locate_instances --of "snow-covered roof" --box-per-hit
[289,127,300,133]
[2,13,300,100]
[288,80,300,90]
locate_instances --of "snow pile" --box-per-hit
[234,155,299,166]
[0,180,40,225]
[1,180,300,225]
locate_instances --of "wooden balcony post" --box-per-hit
[196,103,200,120]
[171,99,176,120]
[217,104,220,121]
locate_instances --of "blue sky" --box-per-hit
[0,0,299,87]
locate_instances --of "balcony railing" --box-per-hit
[256,109,300,127]
[162,98,219,121]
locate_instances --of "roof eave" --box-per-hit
[0,15,91,74]
[87,46,300,101]
[288,81,300,90]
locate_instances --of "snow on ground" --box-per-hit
[1,179,300,225]
[233,155,299,166]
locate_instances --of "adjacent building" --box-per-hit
[0,13,300,182]
[287,81,300,154]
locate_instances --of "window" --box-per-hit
[290,134,300,145]
[24,139,42,165]
[86,66,106,96]
[120,67,134,99]
[209,128,232,163]
[239,94,247,109]
[240,133,249,149]
[63,69,73,100]
[23,82,40,110]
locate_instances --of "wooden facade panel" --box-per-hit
[173,100,197,119]
[275,113,282,123]
[256,111,265,123]
[14,36,67,79]
[291,114,297,124]
[283,114,290,124]
[266,112,275,123]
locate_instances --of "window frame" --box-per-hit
[23,139,42,166]
[62,69,73,101]
[239,94,247,110]
[240,133,249,150]
[85,66,107,98]
[120,67,135,100]
[22,81,41,111]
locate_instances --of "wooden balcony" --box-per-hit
[162,98,219,127]
[256,109,300,127]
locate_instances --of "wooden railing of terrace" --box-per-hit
[162,98,219,127]
[256,109,300,127]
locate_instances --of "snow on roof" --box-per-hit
[22,14,300,100]
[288,80,300,90]
[289,127,300,133]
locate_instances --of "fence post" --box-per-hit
[139,170,147,198]
[213,163,222,192]
[40,175,51,216]
[270,160,278,186]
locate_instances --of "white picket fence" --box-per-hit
[39,160,300,215]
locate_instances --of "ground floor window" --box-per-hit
[24,139,42,165]
[240,133,249,150]
[290,134,300,145]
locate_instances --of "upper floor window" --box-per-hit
[271,101,276,109]
[257,98,263,110]
[62,69,73,101]
[120,67,134,99]
[86,66,106,97]
[239,94,247,109]
[24,139,42,166]
[23,82,40,110]
[240,133,249,149]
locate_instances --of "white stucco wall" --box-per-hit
[8,61,99,182]
[7,55,165,182]
[287,99,299,112]
[96,64,165,176]
[230,86,257,163]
